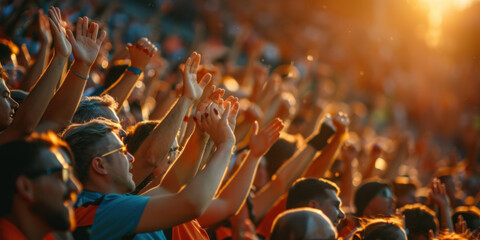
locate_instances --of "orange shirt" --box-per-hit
[172,219,209,240]
[256,195,287,239]
[0,218,56,240]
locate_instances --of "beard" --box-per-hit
[31,197,72,231]
[110,171,136,194]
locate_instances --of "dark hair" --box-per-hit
[286,178,339,209]
[401,203,438,239]
[392,177,417,198]
[0,132,72,216]
[354,180,391,216]
[72,95,119,123]
[353,219,406,240]
[62,119,122,184]
[452,206,480,232]
[124,120,159,154]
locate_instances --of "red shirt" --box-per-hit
[256,195,287,239]
[0,218,56,240]
[172,219,209,240]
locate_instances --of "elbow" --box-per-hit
[180,194,209,219]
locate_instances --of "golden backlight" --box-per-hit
[417,0,478,47]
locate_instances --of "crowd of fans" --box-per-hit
[0,1,479,240]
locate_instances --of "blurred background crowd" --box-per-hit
[1,0,479,239]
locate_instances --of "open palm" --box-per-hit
[48,7,71,58]
[68,16,106,66]
[249,118,284,157]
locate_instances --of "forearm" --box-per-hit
[180,142,234,215]
[19,44,50,91]
[101,72,139,112]
[304,132,346,178]
[3,55,67,142]
[132,96,193,184]
[340,158,353,207]
[198,152,261,227]
[161,128,209,193]
[439,204,454,232]
[36,60,90,133]
[252,145,316,221]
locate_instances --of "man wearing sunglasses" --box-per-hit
[0,132,81,240]
[63,106,235,239]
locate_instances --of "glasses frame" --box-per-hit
[101,145,128,158]
[375,188,393,199]
[25,167,74,183]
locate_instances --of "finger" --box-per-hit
[66,29,76,45]
[76,17,82,38]
[191,53,200,74]
[137,37,148,48]
[199,73,212,89]
[91,22,99,41]
[48,17,60,35]
[97,30,107,44]
[231,102,240,117]
[87,21,95,39]
[178,64,186,74]
[252,121,259,135]
[83,17,89,37]
[184,57,191,74]
[222,102,231,122]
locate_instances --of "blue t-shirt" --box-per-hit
[75,190,166,240]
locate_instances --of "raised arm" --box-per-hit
[136,102,235,232]
[429,178,454,232]
[0,7,70,144]
[251,116,337,222]
[19,9,52,92]
[160,85,224,192]
[197,119,284,227]
[131,52,210,185]
[101,38,157,112]
[304,113,349,178]
[37,16,106,133]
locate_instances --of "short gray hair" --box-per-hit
[72,95,118,123]
[62,118,122,184]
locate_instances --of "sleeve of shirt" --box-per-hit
[90,193,150,240]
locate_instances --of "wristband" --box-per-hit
[70,68,89,80]
[126,66,142,75]
[307,122,336,151]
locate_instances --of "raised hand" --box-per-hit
[340,141,359,162]
[38,9,52,46]
[200,102,235,146]
[332,112,350,134]
[180,52,211,102]
[224,96,240,131]
[127,38,158,69]
[429,178,450,208]
[249,118,284,158]
[67,16,106,67]
[196,85,225,114]
[48,6,71,58]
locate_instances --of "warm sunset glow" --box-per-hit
[417,0,478,47]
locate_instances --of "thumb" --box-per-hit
[200,73,212,88]
[252,121,259,136]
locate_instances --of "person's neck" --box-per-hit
[5,211,51,240]
[84,180,126,195]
